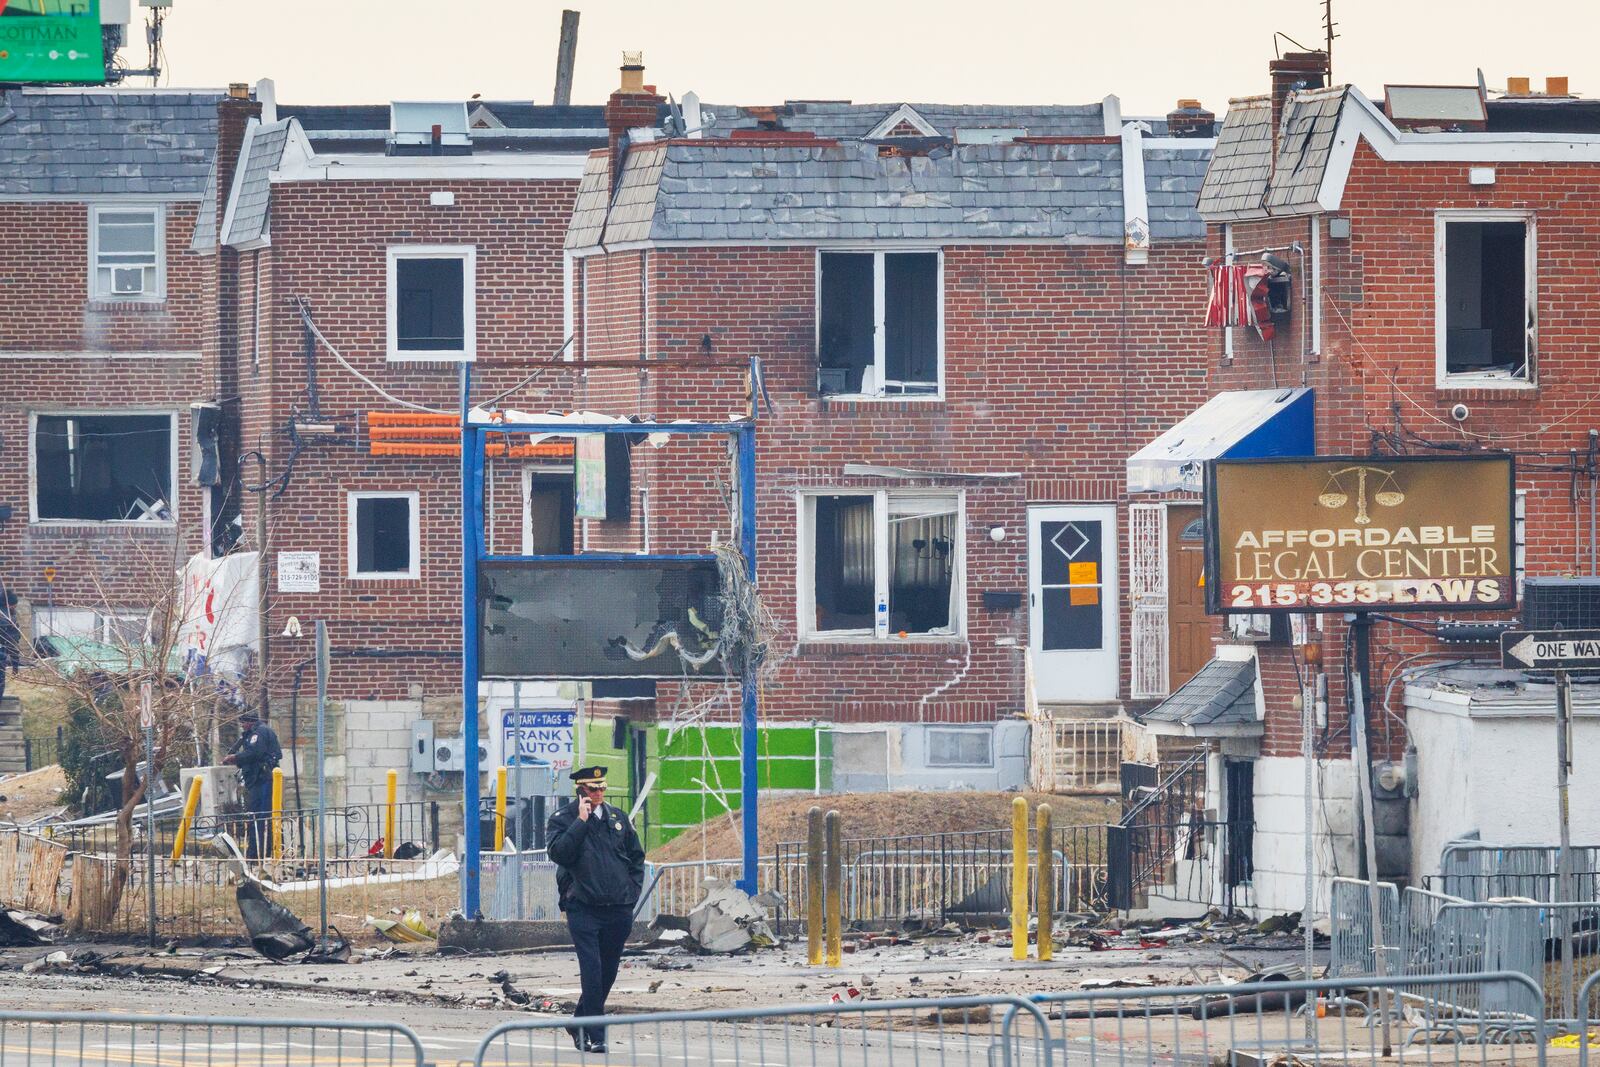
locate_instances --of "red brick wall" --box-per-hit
[0,201,212,612]
[1210,142,1600,759]
[575,240,1213,723]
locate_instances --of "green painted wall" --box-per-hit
[641,724,828,850]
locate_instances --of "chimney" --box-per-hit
[1547,76,1570,97]
[1166,99,1215,139]
[605,52,665,193]
[1506,76,1531,96]
[1269,51,1330,155]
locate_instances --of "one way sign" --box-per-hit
[1500,629,1600,671]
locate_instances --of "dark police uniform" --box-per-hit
[227,717,282,859]
[546,766,644,1051]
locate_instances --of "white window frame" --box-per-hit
[520,464,575,556]
[88,203,166,303]
[386,244,477,362]
[347,490,421,580]
[1434,209,1537,389]
[926,725,995,768]
[795,488,965,641]
[28,409,180,527]
[814,248,945,401]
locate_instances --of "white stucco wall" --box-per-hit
[1407,687,1600,881]
[1251,755,1359,917]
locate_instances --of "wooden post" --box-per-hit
[552,10,579,107]
[824,809,842,968]
[806,806,824,966]
[1036,803,1053,961]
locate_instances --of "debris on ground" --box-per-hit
[365,909,435,943]
[302,929,351,965]
[0,908,58,946]
[235,882,315,961]
[685,880,777,953]
[20,948,104,975]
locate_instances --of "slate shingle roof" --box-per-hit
[190,157,220,252]
[1197,96,1272,219]
[701,102,1108,140]
[565,152,611,250]
[1143,657,1259,730]
[569,137,1148,247]
[0,88,223,196]
[1145,147,1211,240]
[223,119,291,247]
[1263,87,1346,215]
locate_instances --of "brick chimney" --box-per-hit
[1269,51,1330,154]
[1166,99,1215,139]
[605,53,665,194]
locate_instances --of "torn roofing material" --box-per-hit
[0,88,224,197]
[1199,87,1348,220]
[699,101,1109,140]
[567,136,1186,248]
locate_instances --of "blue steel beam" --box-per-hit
[737,422,759,895]
[460,369,483,918]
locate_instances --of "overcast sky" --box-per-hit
[155,1,1595,117]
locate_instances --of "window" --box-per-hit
[1436,213,1534,384]
[32,413,175,523]
[348,492,420,579]
[523,468,575,555]
[34,608,146,644]
[90,205,164,301]
[801,491,961,638]
[927,727,993,768]
[817,251,941,397]
[387,246,476,360]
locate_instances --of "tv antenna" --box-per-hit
[1322,0,1339,80]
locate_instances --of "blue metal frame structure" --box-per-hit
[459,372,760,916]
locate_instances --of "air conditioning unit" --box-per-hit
[432,735,489,773]
[1523,577,1600,631]
[112,267,147,295]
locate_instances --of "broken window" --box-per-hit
[388,247,474,359]
[805,491,960,638]
[927,726,993,768]
[817,251,940,397]
[349,492,418,578]
[525,470,575,554]
[91,205,162,301]
[33,413,174,522]
[1440,216,1533,380]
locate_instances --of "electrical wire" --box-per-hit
[293,298,451,415]
[479,335,577,410]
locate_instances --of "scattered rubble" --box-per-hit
[366,909,436,944]
[0,907,58,946]
[236,882,315,960]
[683,881,777,953]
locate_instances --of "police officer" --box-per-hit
[223,712,282,860]
[547,766,645,1053]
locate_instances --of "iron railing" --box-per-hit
[22,727,63,771]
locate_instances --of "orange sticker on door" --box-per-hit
[1068,561,1099,605]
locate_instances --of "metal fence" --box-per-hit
[0,1011,426,1066]
[1031,718,1156,795]
[1437,842,1600,903]
[774,826,1106,932]
[22,728,62,771]
[475,994,1052,1067]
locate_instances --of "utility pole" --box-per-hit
[314,620,329,946]
[552,10,580,107]
[1556,668,1575,1019]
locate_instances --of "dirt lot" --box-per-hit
[0,764,67,824]
[649,790,1118,862]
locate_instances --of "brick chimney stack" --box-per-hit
[1166,99,1216,139]
[1269,52,1329,156]
[605,53,665,194]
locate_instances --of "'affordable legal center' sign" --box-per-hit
[1204,454,1515,613]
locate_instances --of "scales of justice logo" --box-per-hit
[1315,465,1405,526]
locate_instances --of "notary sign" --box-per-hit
[1204,454,1515,614]
[1500,630,1600,672]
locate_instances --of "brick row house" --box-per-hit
[1137,53,1600,914]
[567,68,1223,838]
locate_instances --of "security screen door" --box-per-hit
[1028,505,1119,701]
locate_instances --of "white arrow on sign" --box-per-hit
[1505,634,1541,667]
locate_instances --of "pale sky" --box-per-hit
[154,1,1596,118]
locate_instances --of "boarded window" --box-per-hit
[34,414,172,521]
[1442,219,1530,378]
[395,257,466,352]
[352,494,416,577]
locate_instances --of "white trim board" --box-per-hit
[0,350,201,360]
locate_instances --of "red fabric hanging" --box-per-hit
[1204,262,1276,341]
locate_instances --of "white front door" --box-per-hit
[1029,505,1119,702]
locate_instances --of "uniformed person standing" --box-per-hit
[546,766,645,1053]
[223,712,282,860]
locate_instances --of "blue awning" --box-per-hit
[1126,388,1314,493]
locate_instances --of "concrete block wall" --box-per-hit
[1250,754,1357,916]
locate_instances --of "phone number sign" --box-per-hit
[1205,454,1516,614]
[497,709,575,769]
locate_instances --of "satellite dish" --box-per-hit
[1477,68,1488,97]
[664,93,686,138]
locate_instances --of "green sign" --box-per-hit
[0,0,105,85]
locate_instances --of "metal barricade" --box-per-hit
[478,851,563,921]
[1440,843,1600,904]
[1329,877,1402,977]
[474,994,1052,1067]
[1578,969,1600,1067]
[1032,971,1549,1057]
[0,1011,426,1065]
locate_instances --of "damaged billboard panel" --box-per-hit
[479,559,727,679]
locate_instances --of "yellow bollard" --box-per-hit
[170,776,203,863]
[806,806,824,966]
[1036,803,1054,962]
[384,769,398,859]
[824,809,842,968]
[271,767,284,859]
[494,766,508,852]
[1012,795,1028,960]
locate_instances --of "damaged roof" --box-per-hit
[1199,87,1348,219]
[0,88,224,197]
[701,101,1110,140]
[276,101,613,154]
[221,119,292,248]
[568,132,1205,247]
[1143,657,1260,734]
[1197,96,1272,218]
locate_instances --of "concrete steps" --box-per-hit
[0,695,23,775]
